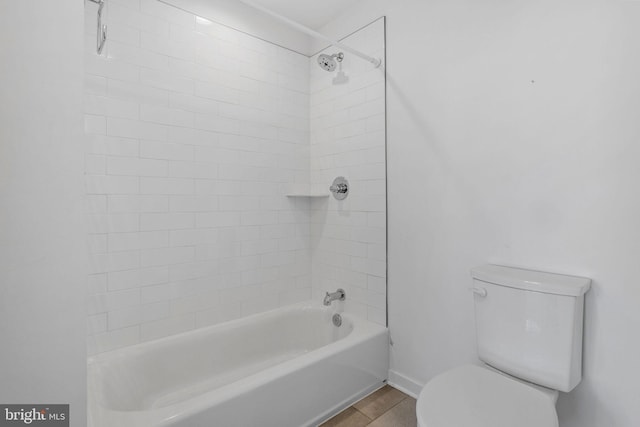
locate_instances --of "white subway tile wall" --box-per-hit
[309,19,387,326]
[85,2,386,354]
[84,0,312,354]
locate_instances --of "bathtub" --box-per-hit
[88,302,389,427]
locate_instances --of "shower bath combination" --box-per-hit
[80,1,387,426]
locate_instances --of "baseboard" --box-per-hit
[387,370,424,398]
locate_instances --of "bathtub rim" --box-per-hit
[88,301,375,367]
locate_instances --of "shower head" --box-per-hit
[317,52,344,72]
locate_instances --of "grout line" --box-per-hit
[381,395,409,416]
[353,393,413,425]
[353,407,372,422]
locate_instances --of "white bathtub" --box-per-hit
[88,302,389,427]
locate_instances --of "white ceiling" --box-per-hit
[246,0,364,30]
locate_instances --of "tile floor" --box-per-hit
[319,385,417,427]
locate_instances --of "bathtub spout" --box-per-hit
[323,289,346,306]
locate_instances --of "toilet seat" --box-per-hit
[416,365,559,427]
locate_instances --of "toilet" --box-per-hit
[416,264,591,427]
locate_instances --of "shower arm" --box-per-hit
[237,0,382,68]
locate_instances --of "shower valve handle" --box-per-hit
[330,183,348,194]
[329,177,349,200]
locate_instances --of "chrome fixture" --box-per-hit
[329,177,349,200]
[87,0,107,54]
[317,52,344,72]
[332,313,343,327]
[323,289,346,306]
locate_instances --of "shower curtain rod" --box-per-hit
[237,0,382,68]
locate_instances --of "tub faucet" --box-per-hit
[323,289,346,306]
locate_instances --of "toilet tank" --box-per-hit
[471,265,591,393]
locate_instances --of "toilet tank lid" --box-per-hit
[471,264,591,296]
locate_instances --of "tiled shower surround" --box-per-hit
[84,0,385,354]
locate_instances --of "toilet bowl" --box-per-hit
[415,265,591,427]
[416,365,558,427]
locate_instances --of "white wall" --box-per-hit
[0,1,87,425]
[309,19,387,325]
[85,0,311,354]
[321,0,640,426]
